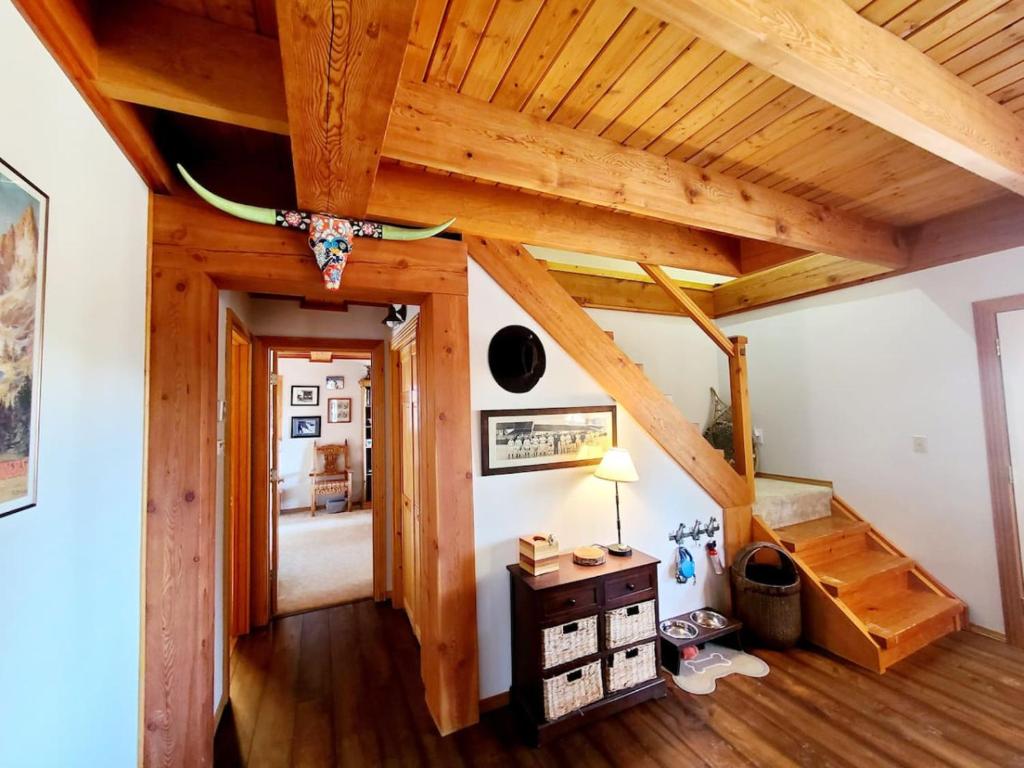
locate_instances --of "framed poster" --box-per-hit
[290,385,319,406]
[290,415,321,439]
[480,405,616,476]
[325,375,345,390]
[327,397,351,423]
[0,158,47,518]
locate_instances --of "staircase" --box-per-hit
[752,477,965,672]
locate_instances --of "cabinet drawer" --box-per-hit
[540,583,599,620]
[605,568,655,606]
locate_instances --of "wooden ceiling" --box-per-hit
[20,0,1024,314]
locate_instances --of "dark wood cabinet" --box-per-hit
[508,550,667,745]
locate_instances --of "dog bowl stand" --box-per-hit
[659,608,744,676]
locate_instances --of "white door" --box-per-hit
[997,309,1024,570]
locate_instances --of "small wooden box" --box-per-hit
[519,533,560,576]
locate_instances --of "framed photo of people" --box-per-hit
[480,405,616,476]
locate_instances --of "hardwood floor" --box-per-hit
[216,600,1024,767]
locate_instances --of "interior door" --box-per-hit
[227,327,252,636]
[997,309,1024,573]
[399,339,421,639]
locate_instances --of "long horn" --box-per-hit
[177,164,280,226]
[379,219,456,241]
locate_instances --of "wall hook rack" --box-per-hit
[668,516,720,544]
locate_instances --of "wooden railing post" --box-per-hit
[726,336,755,563]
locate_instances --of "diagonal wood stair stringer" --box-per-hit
[466,236,751,530]
[753,491,966,672]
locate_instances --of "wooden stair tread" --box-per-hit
[776,515,870,551]
[850,588,963,645]
[817,550,914,595]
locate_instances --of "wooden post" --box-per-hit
[144,266,219,767]
[417,293,479,735]
[727,335,755,562]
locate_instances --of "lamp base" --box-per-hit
[607,543,633,557]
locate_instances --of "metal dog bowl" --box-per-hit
[660,619,698,640]
[690,609,728,630]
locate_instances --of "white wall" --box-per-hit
[0,5,149,766]
[470,263,726,699]
[585,308,722,430]
[718,248,1024,633]
[278,357,369,509]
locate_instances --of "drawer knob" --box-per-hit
[626,582,636,591]
[565,598,577,607]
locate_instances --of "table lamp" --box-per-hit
[594,447,638,557]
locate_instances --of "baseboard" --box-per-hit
[755,472,833,488]
[968,623,1007,642]
[480,691,510,713]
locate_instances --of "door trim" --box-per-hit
[973,293,1024,646]
[251,336,387,624]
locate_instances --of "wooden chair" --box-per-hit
[308,440,352,516]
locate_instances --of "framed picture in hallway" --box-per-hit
[291,416,321,439]
[325,375,344,390]
[0,158,48,518]
[480,405,616,476]
[327,397,351,423]
[291,385,319,406]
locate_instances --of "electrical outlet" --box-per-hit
[912,435,928,454]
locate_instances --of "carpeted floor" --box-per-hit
[277,509,373,616]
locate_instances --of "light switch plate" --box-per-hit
[912,435,928,454]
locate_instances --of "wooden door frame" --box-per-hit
[973,293,1024,646]
[221,308,252,723]
[389,316,419,614]
[251,336,386,621]
[144,197,478,766]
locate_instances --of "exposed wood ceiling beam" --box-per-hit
[740,241,814,274]
[713,254,893,317]
[94,1,289,135]
[634,0,1024,197]
[370,165,741,275]
[902,194,1024,270]
[386,82,908,268]
[276,0,415,215]
[543,264,717,317]
[13,0,173,192]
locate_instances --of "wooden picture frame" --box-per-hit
[290,415,321,438]
[290,384,319,406]
[327,397,352,423]
[480,405,616,476]
[0,157,48,518]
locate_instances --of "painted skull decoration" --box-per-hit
[177,165,454,290]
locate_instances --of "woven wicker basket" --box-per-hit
[542,614,598,669]
[542,660,603,721]
[604,641,656,693]
[604,599,656,648]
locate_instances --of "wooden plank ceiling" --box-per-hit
[72,0,1024,313]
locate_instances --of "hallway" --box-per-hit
[215,601,1024,767]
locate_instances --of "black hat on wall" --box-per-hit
[488,325,547,393]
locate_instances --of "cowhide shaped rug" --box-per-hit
[671,642,769,695]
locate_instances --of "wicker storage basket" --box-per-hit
[604,599,656,648]
[604,641,657,693]
[542,615,598,669]
[542,660,603,721]
[731,542,802,649]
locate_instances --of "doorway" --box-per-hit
[251,337,387,625]
[974,294,1024,646]
[273,349,374,616]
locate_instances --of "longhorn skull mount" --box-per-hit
[177,164,455,290]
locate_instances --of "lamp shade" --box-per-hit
[594,447,638,483]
